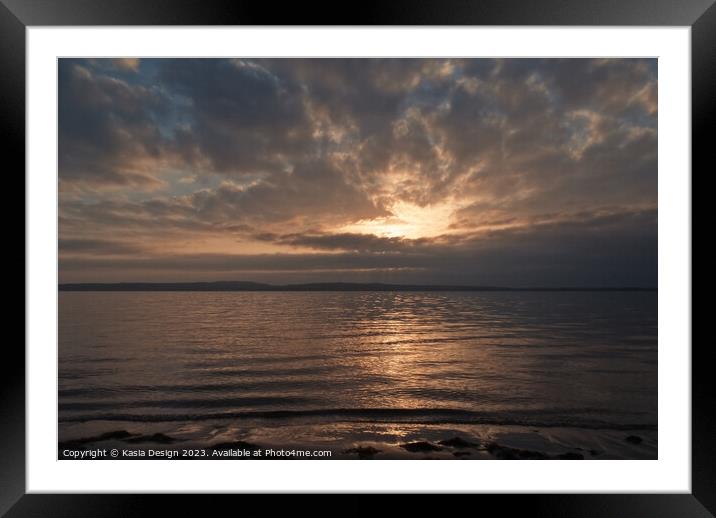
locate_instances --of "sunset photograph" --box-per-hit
[58,58,657,460]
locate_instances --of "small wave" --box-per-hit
[58,407,657,431]
[181,353,333,364]
[186,365,338,378]
[58,379,331,398]
[59,395,314,412]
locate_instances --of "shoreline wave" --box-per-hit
[59,407,657,431]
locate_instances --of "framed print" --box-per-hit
[6,0,708,514]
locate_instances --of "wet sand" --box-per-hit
[59,420,656,460]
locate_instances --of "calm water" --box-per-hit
[59,291,657,436]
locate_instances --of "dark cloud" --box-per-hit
[59,238,146,256]
[59,60,171,188]
[188,159,386,225]
[253,231,432,253]
[159,59,314,175]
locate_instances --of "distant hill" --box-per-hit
[58,281,657,292]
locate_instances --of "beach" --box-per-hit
[59,419,656,460]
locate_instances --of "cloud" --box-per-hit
[58,60,171,189]
[109,58,141,73]
[60,208,656,287]
[59,238,146,256]
[253,231,432,253]
[159,58,314,175]
[187,159,386,226]
[58,58,657,287]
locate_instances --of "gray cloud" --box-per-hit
[59,238,146,256]
[188,159,386,225]
[253,231,433,253]
[59,60,171,188]
[160,59,314,175]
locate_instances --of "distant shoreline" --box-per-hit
[58,282,657,292]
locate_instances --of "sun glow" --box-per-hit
[339,200,461,239]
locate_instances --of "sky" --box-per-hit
[58,58,657,287]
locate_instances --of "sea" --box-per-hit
[58,290,657,459]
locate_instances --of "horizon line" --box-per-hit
[58,281,658,292]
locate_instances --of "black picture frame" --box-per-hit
[4,0,707,515]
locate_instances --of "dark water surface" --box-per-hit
[58,291,657,458]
